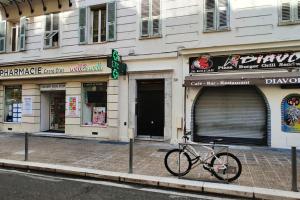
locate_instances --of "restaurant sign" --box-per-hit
[185,77,300,87]
[189,52,300,73]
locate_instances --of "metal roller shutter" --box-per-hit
[193,86,267,145]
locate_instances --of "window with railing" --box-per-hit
[79,2,116,44]
[44,13,60,48]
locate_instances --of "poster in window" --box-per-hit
[22,96,33,115]
[66,96,79,117]
[92,107,106,126]
[282,95,300,133]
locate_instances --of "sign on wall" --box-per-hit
[22,97,33,115]
[66,96,79,117]
[40,84,65,91]
[0,59,108,79]
[189,52,300,73]
[282,95,300,133]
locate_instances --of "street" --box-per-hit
[0,169,242,200]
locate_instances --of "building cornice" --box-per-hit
[179,40,300,56]
[0,54,108,67]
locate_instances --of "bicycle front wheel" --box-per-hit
[164,149,192,176]
[210,152,242,182]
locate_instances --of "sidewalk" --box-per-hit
[0,133,299,197]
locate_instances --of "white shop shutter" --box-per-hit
[0,21,6,52]
[19,16,27,51]
[107,1,116,41]
[194,86,267,145]
[79,7,87,44]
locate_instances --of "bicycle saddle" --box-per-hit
[212,138,223,143]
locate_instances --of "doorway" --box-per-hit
[136,79,164,138]
[41,91,65,133]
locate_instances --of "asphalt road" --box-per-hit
[0,169,244,200]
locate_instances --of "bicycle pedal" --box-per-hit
[203,164,211,171]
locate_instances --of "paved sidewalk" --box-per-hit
[0,133,299,192]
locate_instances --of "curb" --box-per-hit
[0,159,299,200]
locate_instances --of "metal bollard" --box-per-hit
[129,138,133,174]
[291,147,298,192]
[25,132,28,161]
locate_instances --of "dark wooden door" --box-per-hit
[137,80,164,137]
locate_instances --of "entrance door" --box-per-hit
[41,91,65,133]
[137,80,164,138]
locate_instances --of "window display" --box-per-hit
[282,94,300,133]
[82,83,107,126]
[4,85,22,122]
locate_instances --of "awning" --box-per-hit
[0,0,72,17]
[184,71,300,87]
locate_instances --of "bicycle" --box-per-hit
[164,132,242,182]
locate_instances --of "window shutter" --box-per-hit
[297,0,300,20]
[44,14,51,47]
[52,13,59,31]
[45,14,51,32]
[106,1,116,41]
[205,0,215,30]
[152,0,161,35]
[0,21,6,52]
[218,0,228,28]
[281,0,292,21]
[19,17,27,51]
[79,7,87,44]
[141,0,150,36]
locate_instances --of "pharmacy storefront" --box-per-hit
[0,59,120,140]
[184,51,300,148]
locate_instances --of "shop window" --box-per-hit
[279,0,300,25]
[44,13,60,48]
[4,85,22,123]
[140,0,161,38]
[204,0,230,32]
[82,83,107,126]
[79,2,116,44]
[282,94,300,133]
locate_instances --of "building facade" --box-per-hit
[0,0,299,148]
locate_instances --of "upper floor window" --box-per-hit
[44,13,59,48]
[79,2,116,44]
[0,17,27,53]
[279,0,300,24]
[140,0,161,38]
[204,0,229,32]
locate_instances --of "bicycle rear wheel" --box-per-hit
[164,149,192,176]
[210,152,242,182]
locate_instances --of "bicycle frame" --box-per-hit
[178,140,230,171]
